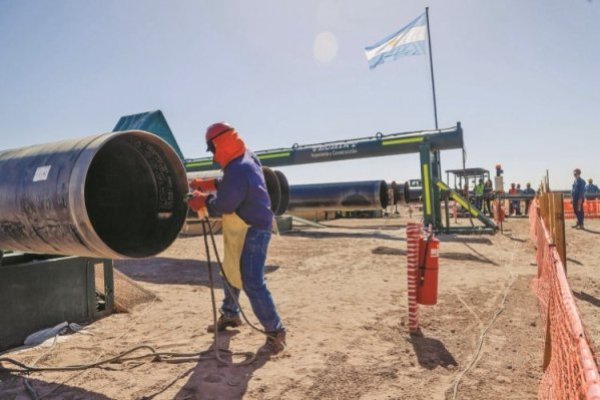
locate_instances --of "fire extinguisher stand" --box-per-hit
[406,223,422,335]
[417,226,439,306]
[406,222,440,335]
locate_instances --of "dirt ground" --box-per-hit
[1,209,598,400]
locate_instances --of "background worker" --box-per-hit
[586,178,599,200]
[386,182,399,216]
[516,184,523,216]
[463,182,470,199]
[483,178,494,217]
[523,183,536,216]
[572,168,586,229]
[474,178,484,211]
[508,183,518,216]
[188,122,286,354]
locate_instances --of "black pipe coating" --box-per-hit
[288,180,389,212]
[0,131,188,258]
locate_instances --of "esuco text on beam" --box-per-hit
[185,123,463,171]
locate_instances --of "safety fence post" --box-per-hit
[550,193,566,271]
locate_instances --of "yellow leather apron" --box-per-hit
[220,213,249,289]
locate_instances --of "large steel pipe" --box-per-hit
[0,131,188,258]
[388,181,404,204]
[288,180,389,212]
[273,170,290,215]
[186,167,290,216]
[404,180,423,203]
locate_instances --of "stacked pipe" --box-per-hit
[263,168,290,216]
[403,181,423,204]
[288,180,388,212]
[389,181,404,205]
[186,167,289,217]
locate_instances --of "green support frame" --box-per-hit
[419,142,436,228]
[419,141,497,234]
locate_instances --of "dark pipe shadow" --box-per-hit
[573,291,600,308]
[509,237,527,243]
[0,374,114,399]
[407,331,458,370]
[582,228,600,235]
[504,234,527,243]
[142,330,271,400]
[437,236,493,245]
[115,258,279,286]
[439,252,498,265]
[371,246,497,265]
[372,246,406,256]
[322,223,407,231]
[285,230,405,242]
[461,242,500,265]
[567,257,583,266]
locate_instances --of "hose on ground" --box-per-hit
[0,216,265,377]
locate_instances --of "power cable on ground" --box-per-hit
[0,216,269,397]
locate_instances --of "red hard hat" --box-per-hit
[205,122,235,143]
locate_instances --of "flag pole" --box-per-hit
[425,7,439,130]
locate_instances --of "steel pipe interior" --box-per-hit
[85,135,186,257]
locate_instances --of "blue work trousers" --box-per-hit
[574,199,585,226]
[221,227,284,333]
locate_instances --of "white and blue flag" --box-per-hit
[364,13,427,69]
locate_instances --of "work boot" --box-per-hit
[260,330,287,355]
[207,314,243,333]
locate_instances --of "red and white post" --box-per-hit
[406,222,421,334]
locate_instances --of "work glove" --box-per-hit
[189,178,217,192]
[188,190,209,215]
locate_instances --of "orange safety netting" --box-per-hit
[564,199,600,220]
[529,200,600,399]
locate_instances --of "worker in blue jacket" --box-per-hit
[188,122,286,354]
[523,183,536,216]
[586,179,600,200]
[572,168,586,229]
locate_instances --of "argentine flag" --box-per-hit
[365,13,427,69]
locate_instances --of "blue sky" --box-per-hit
[0,0,598,189]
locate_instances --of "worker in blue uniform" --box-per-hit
[586,179,599,200]
[523,183,536,216]
[572,168,586,229]
[188,122,286,354]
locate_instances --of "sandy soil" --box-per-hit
[2,210,596,400]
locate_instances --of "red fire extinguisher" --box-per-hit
[417,234,439,305]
